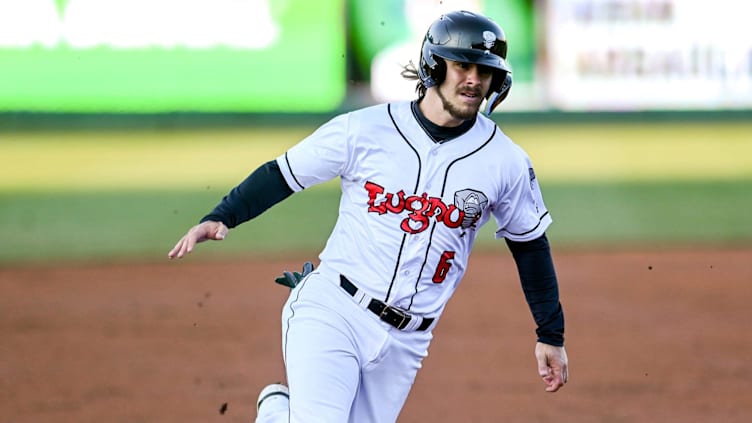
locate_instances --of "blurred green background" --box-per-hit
[1,0,751,265]
[2,119,751,265]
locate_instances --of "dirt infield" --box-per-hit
[2,248,751,423]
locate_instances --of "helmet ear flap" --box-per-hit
[483,72,512,115]
[430,56,446,86]
[419,54,446,89]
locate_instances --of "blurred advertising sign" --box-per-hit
[545,0,752,110]
[0,0,345,112]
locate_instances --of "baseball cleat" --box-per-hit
[256,383,290,412]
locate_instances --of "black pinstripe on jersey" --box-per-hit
[383,103,423,303]
[386,102,498,309]
[408,126,497,310]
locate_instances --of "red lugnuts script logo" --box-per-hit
[364,181,464,234]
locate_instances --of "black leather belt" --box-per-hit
[339,275,434,331]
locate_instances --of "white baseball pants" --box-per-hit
[256,271,433,423]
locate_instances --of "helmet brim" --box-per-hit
[431,47,511,73]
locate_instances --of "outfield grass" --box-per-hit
[1,180,750,264]
[0,127,310,192]
[1,121,750,263]
[2,120,751,192]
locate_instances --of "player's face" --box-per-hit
[436,60,494,123]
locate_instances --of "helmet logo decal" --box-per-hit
[482,31,496,50]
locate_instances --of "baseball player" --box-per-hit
[168,10,568,423]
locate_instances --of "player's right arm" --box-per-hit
[168,220,228,259]
[168,113,349,260]
[167,160,293,259]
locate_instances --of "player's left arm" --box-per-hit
[535,340,568,393]
[505,233,568,392]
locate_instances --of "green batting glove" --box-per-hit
[274,261,315,289]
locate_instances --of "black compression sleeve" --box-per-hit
[200,160,293,228]
[505,233,565,346]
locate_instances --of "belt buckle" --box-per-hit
[380,305,409,330]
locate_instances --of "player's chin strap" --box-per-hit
[482,73,513,116]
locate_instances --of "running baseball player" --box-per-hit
[168,10,568,423]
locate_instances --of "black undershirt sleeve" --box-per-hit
[505,233,565,346]
[200,160,293,228]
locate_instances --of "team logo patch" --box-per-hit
[364,181,489,235]
[482,31,496,50]
[454,189,488,230]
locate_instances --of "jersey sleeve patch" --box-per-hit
[493,162,552,242]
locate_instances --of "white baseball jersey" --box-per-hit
[276,100,551,319]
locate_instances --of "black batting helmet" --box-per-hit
[418,10,512,108]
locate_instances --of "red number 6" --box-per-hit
[432,251,455,283]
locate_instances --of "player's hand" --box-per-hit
[168,221,228,259]
[535,342,568,393]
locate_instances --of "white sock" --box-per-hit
[255,394,289,423]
